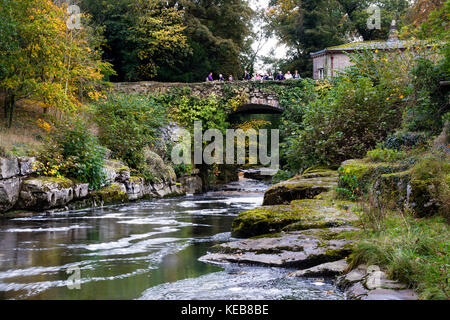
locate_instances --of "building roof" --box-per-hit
[310,39,438,57]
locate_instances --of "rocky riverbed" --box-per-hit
[200,168,419,300]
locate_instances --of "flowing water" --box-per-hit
[0,178,343,300]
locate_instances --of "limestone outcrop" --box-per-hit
[0,155,201,214]
[263,169,338,206]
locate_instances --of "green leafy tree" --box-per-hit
[0,0,106,127]
[267,0,410,77]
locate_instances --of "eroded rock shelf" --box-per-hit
[200,168,419,300]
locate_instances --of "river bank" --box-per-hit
[201,168,420,300]
[0,155,205,218]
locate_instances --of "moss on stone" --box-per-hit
[372,170,412,211]
[91,184,128,205]
[24,176,74,191]
[340,159,409,194]
[263,170,338,206]
[232,198,357,238]
[129,176,144,183]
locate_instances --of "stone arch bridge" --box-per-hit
[113,81,290,114]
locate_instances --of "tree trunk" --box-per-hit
[6,94,15,128]
[3,94,8,122]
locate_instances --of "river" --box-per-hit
[0,177,343,300]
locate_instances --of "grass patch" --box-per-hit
[350,212,449,300]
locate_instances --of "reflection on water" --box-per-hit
[0,178,343,300]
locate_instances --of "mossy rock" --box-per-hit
[91,183,128,205]
[232,199,358,238]
[371,170,412,211]
[263,170,338,206]
[409,178,440,218]
[340,159,409,194]
[143,149,177,183]
[22,176,74,191]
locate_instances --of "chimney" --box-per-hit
[388,20,399,42]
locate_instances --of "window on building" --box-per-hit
[318,68,325,80]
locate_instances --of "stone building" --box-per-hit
[310,21,428,80]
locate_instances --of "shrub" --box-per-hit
[336,166,359,201]
[406,58,448,134]
[169,94,229,133]
[382,131,428,151]
[272,169,294,184]
[38,119,106,190]
[94,93,168,176]
[410,156,450,219]
[284,77,402,172]
[366,148,407,163]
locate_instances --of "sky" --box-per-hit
[249,0,288,72]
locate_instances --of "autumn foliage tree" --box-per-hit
[132,1,188,79]
[0,0,107,127]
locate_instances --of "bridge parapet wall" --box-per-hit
[113,81,284,113]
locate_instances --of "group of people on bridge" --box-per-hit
[206,70,301,82]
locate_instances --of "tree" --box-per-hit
[132,1,188,80]
[0,0,106,127]
[157,0,255,82]
[267,0,410,76]
[80,0,255,82]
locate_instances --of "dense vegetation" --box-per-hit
[79,0,254,82]
[0,0,448,300]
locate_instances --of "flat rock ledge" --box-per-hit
[200,227,357,269]
[201,167,418,300]
[288,259,349,278]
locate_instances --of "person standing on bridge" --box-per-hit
[243,70,252,81]
[219,74,225,81]
[293,70,301,80]
[229,75,234,82]
[207,72,214,82]
[275,71,285,81]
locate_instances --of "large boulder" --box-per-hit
[339,159,409,195]
[0,157,19,179]
[232,198,358,238]
[125,177,146,201]
[90,183,128,206]
[144,149,177,185]
[180,175,203,194]
[17,176,75,210]
[103,160,129,185]
[371,170,412,211]
[0,177,21,212]
[263,169,338,206]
